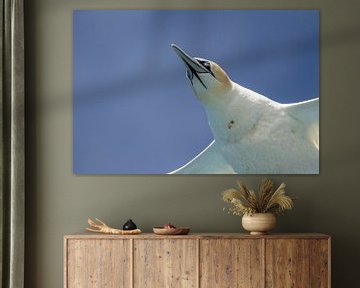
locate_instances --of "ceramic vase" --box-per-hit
[242,213,276,235]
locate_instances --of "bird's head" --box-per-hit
[171,44,232,103]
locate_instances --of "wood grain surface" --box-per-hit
[133,239,198,288]
[266,239,310,287]
[309,239,330,288]
[65,239,131,288]
[64,233,330,288]
[200,239,264,288]
[65,233,330,240]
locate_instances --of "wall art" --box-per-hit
[73,10,319,174]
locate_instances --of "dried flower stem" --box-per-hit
[222,179,294,216]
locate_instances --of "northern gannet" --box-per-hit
[169,44,319,174]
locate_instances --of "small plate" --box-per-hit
[153,227,190,235]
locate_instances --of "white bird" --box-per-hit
[169,44,319,174]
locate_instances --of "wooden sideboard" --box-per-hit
[64,233,330,288]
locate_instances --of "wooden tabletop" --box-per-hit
[65,232,330,240]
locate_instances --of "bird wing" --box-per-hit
[283,98,319,149]
[169,140,235,174]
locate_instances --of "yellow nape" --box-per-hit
[211,62,232,89]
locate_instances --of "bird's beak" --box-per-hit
[171,44,208,74]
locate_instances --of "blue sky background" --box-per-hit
[73,10,319,174]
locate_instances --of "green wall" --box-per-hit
[25,0,360,287]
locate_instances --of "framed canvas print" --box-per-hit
[73,10,319,174]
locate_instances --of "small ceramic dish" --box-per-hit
[153,227,190,235]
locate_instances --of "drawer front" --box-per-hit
[200,239,264,288]
[133,239,198,288]
[265,239,329,288]
[309,239,330,288]
[266,239,309,288]
[65,239,131,288]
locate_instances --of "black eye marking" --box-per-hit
[198,60,215,77]
[228,120,235,129]
[202,61,211,70]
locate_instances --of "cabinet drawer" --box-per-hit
[265,239,329,288]
[200,239,263,288]
[65,239,131,288]
[134,239,198,288]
